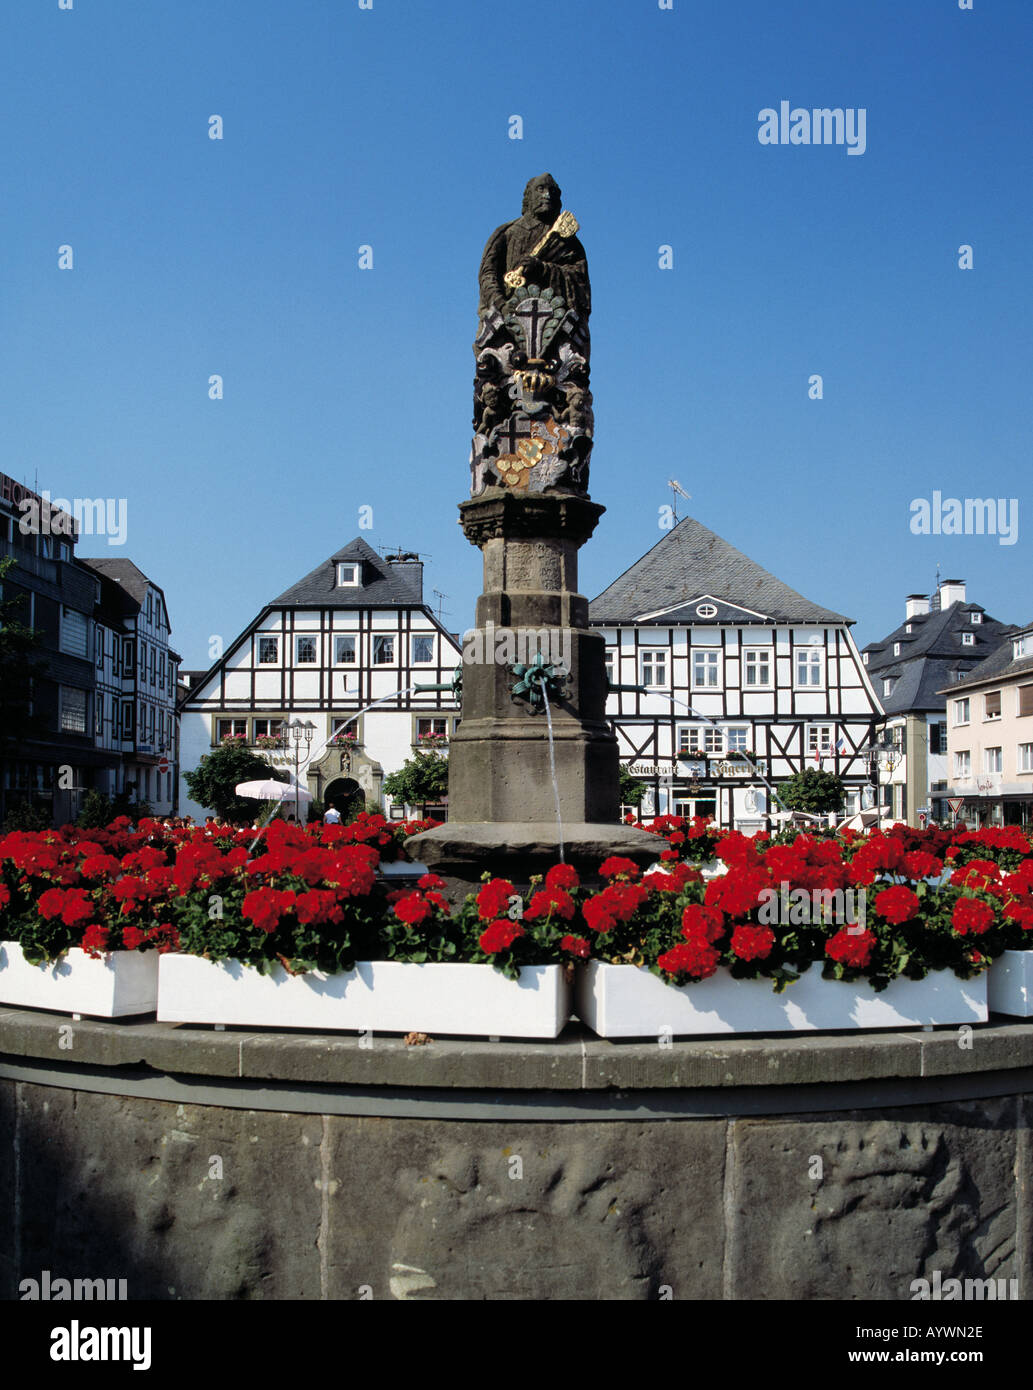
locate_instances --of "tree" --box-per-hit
[183,740,284,824]
[381,750,449,813]
[618,763,647,811]
[777,768,846,816]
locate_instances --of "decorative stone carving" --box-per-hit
[471,175,593,497]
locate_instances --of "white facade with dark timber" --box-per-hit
[177,540,461,821]
[589,517,883,829]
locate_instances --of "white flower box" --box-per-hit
[576,960,987,1038]
[987,950,1033,1017]
[0,941,159,1018]
[158,956,571,1038]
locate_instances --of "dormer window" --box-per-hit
[862,652,869,665]
[961,632,975,646]
[893,643,901,656]
[1015,635,1033,660]
[971,612,982,624]
[905,624,912,634]
[336,562,360,587]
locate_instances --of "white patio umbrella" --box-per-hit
[235,779,312,824]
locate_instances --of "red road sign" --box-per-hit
[947,797,965,814]
[158,757,170,775]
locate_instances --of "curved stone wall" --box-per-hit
[2,1009,1032,1300]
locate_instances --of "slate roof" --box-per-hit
[271,538,421,607]
[589,516,851,626]
[80,558,152,609]
[861,599,1018,714]
[937,624,1033,694]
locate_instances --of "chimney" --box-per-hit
[385,551,423,603]
[905,594,930,620]
[938,579,966,610]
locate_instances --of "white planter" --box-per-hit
[988,950,1033,1017]
[576,960,987,1037]
[0,941,159,1018]
[158,957,571,1037]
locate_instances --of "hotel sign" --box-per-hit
[627,758,767,779]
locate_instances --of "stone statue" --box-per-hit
[471,174,593,497]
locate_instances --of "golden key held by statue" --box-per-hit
[503,211,579,290]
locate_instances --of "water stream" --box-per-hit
[540,684,566,863]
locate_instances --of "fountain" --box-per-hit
[409,174,661,892]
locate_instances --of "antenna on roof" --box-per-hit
[432,589,450,620]
[667,479,691,523]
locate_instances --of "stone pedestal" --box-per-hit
[408,486,660,890]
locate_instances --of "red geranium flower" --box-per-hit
[826,927,876,968]
[479,919,526,953]
[951,896,994,936]
[523,888,576,922]
[393,893,431,926]
[598,856,640,880]
[81,923,111,958]
[681,904,725,943]
[730,924,776,961]
[657,938,721,980]
[582,896,617,934]
[560,934,590,959]
[477,878,516,920]
[241,887,297,933]
[545,863,580,891]
[417,873,445,890]
[874,886,921,925]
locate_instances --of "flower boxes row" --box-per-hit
[8,941,1033,1034]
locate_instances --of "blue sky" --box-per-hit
[3,0,1030,665]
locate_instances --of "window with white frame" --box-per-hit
[971,612,982,623]
[1015,636,1033,660]
[336,562,360,587]
[677,724,722,755]
[807,724,834,756]
[883,678,894,697]
[258,636,279,664]
[961,632,975,646]
[334,635,356,664]
[795,648,824,687]
[330,717,362,742]
[725,725,750,753]
[1020,685,1033,718]
[691,649,720,688]
[59,687,87,734]
[295,635,317,664]
[416,717,449,742]
[953,698,970,725]
[743,648,772,687]
[411,634,434,664]
[1019,743,1033,773]
[905,624,912,634]
[216,718,247,741]
[862,652,869,665]
[984,747,1003,774]
[253,719,284,741]
[954,750,971,779]
[984,691,1001,720]
[373,635,395,664]
[640,648,668,687]
[604,650,615,685]
[893,643,901,656]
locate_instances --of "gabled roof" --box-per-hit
[271,537,420,607]
[862,600,1018,713]
[589,516,850,626]
[80,558,152,608]
[937,624,1033,694]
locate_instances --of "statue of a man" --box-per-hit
[477,173,590,321]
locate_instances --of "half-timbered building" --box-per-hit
[177,540,461,821]
[589,516,882,830]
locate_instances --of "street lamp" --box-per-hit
[284,718,315,822]
[859,740,902,822]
